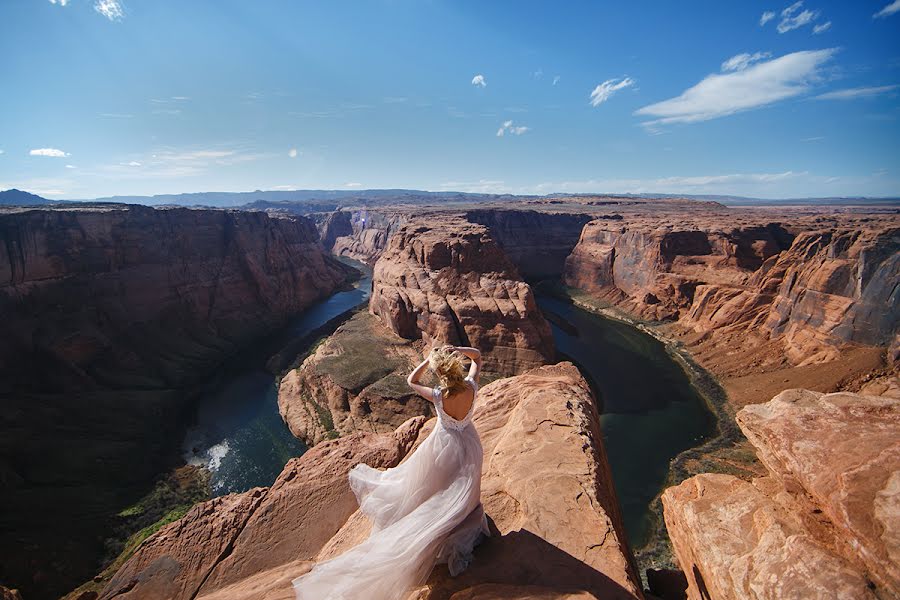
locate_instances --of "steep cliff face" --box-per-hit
[327,209,409,264]
[565,217,899,370]
[369,219,555,376]
[464,209,592,279]
[0,205,347,599]
[278,312,432,446]
[102,364,644,600]
[663,386,900,600]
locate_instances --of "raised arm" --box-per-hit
[407,354,436,403]
[452,346,482,382]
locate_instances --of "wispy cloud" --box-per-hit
[552,75,561,86]
[288,148,298,158]
[589,77,635,107]
[721,52,771,72]
[95,0,124,21]
[760,11,776,25]
[65,164,77,168]
[874,0,900,18]
[496,120,529,137]
[99,112,134,119]
[344,182,362,188]
[438,180,509,194]
[813,21,832,33]
[532,68,544,79]
[48,0,70,6]
[635,49,837,127]
[30,148,70,157]
[471,74,486,88]
[813,84,899,100]
[803,136,825,141]
[777,1,819,33]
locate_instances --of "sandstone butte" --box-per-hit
[369,218,556,376]
[663,386,900,600]
[0,204,349,599]
[97,363,644,600]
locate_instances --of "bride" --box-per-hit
[293,345,490,600]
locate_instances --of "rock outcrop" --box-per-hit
[278,311,432,445]
[663,387,900,600]
[99,417,427,600]
[370,219,555,375]
[464,209,592,279]
[0,205,347,599]
[102,363,643,600]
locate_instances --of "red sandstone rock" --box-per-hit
[278,311,432,445]
[370,219,555,375]
[662,387,900,600]
[663,473,877,600]
[328,210,409,264]
[737,389,900,595]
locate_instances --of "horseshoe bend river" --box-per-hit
[183,266,716,551]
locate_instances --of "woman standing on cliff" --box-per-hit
[293,344,490,600]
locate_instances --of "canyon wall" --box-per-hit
[321,209,409,264]
[464,209,592,279]
[369,218,555,376]
[0,205,347,599]
[663,385,899,600]
[565,216,899,370]
[101,363,644,600]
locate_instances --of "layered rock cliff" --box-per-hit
[370,219,555,376]
[318,209,409,264]
[101,363,644,600]
[0,205,347,599]
[662,386,900,600]
[564,215,899,386]
[278,311,432,446]
[464,209,592,280]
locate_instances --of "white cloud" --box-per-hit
[635,49,836,127]
[65,164,77,168]
[438,180,510,194]
[30,148,70,157]
[345,182,363,188]
[813,21,832,33]
[49,0,70,5]
[95,0,123,21]
[533,68,544,79]
[777,1,818,33]
[760,11,776,25]
[721,52,771,72]
[288,148,298,158]
[874,0,900,18]
[0,150,4,155]
[496,120,529,137]
[124,161,141,167]
[552,75,561,86]
[813,84,899,100]
[471,74,486,88]
[589,77,635,107]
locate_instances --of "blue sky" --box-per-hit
[1,0,899,199]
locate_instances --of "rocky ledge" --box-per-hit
[662,384,900,599]
[99,363,644,600]
[370,218,555,376]
[278,311,433,446]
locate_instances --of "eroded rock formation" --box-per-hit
[278,311,432,446]
[370,219,555,375]
[327,209,409,264]
[663,386,900,600]
[0,204,348,599]
[464,209,592,279]
[101,363,643,600]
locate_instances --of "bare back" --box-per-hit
[440,379,476,421]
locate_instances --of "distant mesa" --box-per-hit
[0,189,57,206]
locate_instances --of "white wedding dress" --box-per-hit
[293,376,490,600]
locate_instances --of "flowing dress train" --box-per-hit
[293,376,490,600]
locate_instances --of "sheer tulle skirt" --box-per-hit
[292,421,489,600]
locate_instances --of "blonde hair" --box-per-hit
[429,345,467,398]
